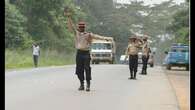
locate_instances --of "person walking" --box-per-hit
[140,37,151,75]
[32,43,40,68]
[64,10,111,91]
[124,36,143,80]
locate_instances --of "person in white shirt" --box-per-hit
[32,43,40,67]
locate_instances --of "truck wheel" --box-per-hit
[166,65,171,70]
[95,61,99,64]
[109,61,114,64]
[186,65,189,71]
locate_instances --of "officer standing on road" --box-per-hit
[124,36,143,80]
[64,8,111,91]
[140,36,151,75]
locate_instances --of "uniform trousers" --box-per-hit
[142,55,149,74]
[75,50,91,83]
[129,55,138,78]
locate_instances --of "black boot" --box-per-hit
[145,70,147,75]
[86,80,90,92]
[78,80,84,91]
[133,72,137,80]
[128,72,134,79]
[143,70,147,75]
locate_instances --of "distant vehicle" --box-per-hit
[90,36,116,64]
[163,43,189,70]
[119,55,128,64]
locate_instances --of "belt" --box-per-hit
[77,49,90,54]
[129,54,138,56]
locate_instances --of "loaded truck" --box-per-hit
[90,35,116,64]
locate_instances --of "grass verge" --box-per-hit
[5,49,75,70]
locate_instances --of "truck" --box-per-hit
[90,36,116,64]
[163,43,189,70]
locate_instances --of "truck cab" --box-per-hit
[90,37,116,64]
[163,43,189,70]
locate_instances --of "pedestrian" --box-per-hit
[32,43,40,68]
[64,11,111,91]
[140,37,151,75]
[124,36,143,80]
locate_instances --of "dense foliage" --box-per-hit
[5,0,189,63]
[6,0,85,52]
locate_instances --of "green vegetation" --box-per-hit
[166,5,189,44]
[5,49,75,69]
[5,0,82,69]
[5,0,189,67]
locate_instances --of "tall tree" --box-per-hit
[5,0,33,49]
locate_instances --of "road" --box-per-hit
[5,65,188,110]
[163,67,190,110]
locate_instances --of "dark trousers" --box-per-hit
[142,55,149,74]
[129,55,138,78]
[33,55,39,67]
[75,50,91,83]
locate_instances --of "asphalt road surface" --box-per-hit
[5,64,187,110]
[163,67,190,110]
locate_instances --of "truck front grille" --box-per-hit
[94,54,110,57]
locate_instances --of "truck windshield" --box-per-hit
[91,43,112,49]
[171,47,189,52]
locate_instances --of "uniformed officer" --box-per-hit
[140,37,151,75]
[124,36,143,80]
[64,10,111,91]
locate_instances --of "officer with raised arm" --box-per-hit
[64,8,111,91]
[124,36,143,80]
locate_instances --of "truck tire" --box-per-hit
[109,61,114,64]
[166,65,171,70]
[186,65,189,71]
[150,63,154,67]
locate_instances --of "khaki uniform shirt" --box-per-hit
[125,42,142,56]
[75,31,109,51]
[142,42,151,57]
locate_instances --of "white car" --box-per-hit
[119,55,128,64]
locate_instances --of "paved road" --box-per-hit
[163,67,190,110]
[5,65,180,110]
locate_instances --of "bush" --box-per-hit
[5,49,75,69]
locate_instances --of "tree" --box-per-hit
[5,0,33,49]
[166,2,189,44]
[9,0,86,52]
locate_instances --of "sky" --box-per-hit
[115,0,185,6]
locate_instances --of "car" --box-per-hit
[163,43,189,70]
[119,55,128,64]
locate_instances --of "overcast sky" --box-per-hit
[115,0,185,5]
